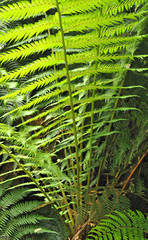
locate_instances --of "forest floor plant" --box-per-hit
[0,181,58,240]
[0,0,148,239]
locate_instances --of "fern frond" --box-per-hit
[86,210,148,240]
[0,16,58,43]
[60,0,108,14]
[76,187,131,227]
[107,0,146,15]
[0,36,62,62]
[0,182,56,240]
[0,0,56,22]
[0,0,147,238]
[0,187,28,208]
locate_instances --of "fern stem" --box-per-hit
[110,169,121,188]
[55,0,80,207]
[87,73,97,188]
[59,185,74,228]
[122,149,148,191]
[87,29,101,189]
[45,11,73,221]
[68,147,77,211]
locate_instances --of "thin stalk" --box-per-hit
[69,146,76,177]
[68,146,76,212]
[59,185,74,228]
[56,0,80,207]
[87,30,101,189]
[45,11,75,225]
[121,149,148,191]
[87,71,97,188]
[52,185,74,233]
[80,67,92,170]
[110,169,121,188]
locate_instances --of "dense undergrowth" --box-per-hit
[0,0,148,239]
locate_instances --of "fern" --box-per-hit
[0,0,148,238]
[75,186,131,227]
[86,210,148,240]
[0,181,57,240]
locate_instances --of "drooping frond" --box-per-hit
[0,181,56,240]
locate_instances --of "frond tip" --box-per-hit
[86,210,148,240]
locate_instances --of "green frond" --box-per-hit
[0,0,56,22]
[63,10,147,34]
[0,16,58,44]
[107,0,146,15]
[0,35,62,62]
[10,225,39,240]
[86,210,148,240]
[104,21,139,37]
[9,201,43,217]
[0,187,28,208]
[0,69,66,100]
[0,0,147,238]
[76,187,131,224]
[0,54,65,83]
[0,21,147,64]
[0,181,57,240]
[60,0,109,14]
[11,225,57,240]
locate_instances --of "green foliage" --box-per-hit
[86,210,148,240]
[0,181,57,240]
[0,0,148,239]
[75,186,131,227]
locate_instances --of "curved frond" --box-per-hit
[86,210,148,240]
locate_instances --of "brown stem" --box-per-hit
[121,149,148,191]
[71,218,91,240]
